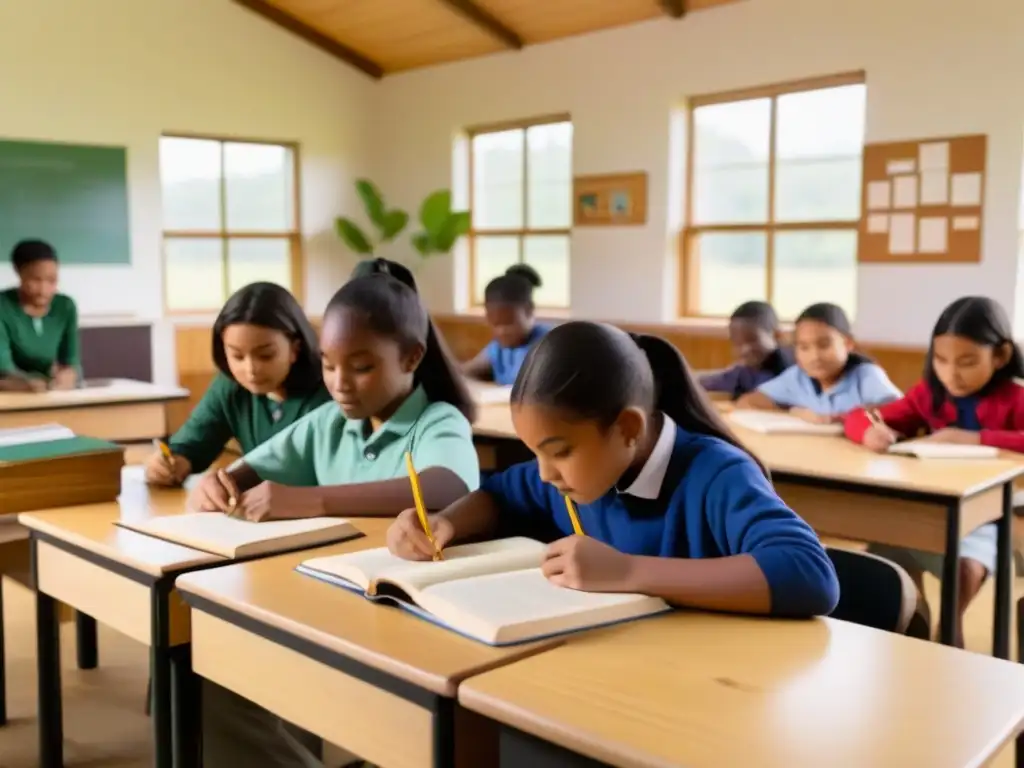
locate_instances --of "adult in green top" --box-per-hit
[189,258,480,522]
[0,240,80,391]
[145,282,330,486]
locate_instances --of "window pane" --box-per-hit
[776,85,866,160]
[160,138,222,231]
[473,130,524,229]
[526,123,572,228]
[772,230,858,321]
[693,166,769,224]
[224,143,295,232]
[691,232,767,316]
[164,238,224,311]
[692,99,771,168]
[473,236,519,303]
[227,238,291,295]
[524,235,569,307]
[775,157,862,222]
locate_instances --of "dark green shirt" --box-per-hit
[0,288,80,377]
[168,373,332,474]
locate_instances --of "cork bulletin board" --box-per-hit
[573,172,648,226]
[858,134,986,263]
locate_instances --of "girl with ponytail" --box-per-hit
[385,321,839,619]
[189,257,479,522]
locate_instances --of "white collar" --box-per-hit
[619,414,676,500]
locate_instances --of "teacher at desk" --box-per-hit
[0,239,80,392]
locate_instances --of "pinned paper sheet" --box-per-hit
[919,142,950,171]
[888,213,915,254]
[952,215,980,231]
[918,217,947,254]
[887,159,916,175]
[919,171,949,205]
[892,175,917,208]
[951,173,982,206]
[866,214,888,234]
[866,181,891,210]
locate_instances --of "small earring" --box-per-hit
[627,438,637,448]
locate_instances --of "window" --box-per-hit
[468,116,573,308]
[159,135,300,312]
[681,73,866,320]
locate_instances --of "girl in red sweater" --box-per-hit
[845,296,1024,646]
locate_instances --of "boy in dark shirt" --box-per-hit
[700,301,793,400]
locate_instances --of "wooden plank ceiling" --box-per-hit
[235,0,741,78]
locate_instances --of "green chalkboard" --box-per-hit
[0,139,130,265]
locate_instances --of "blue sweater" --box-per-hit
[481,427,839,618]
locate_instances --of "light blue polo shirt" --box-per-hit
[241,386,480,490]
[756,362,901,416]
[485,323,551,386]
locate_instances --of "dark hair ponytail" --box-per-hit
[484,263,542,308]
[333,258,476,421]
[512,321,766,476]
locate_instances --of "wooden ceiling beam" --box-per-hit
[660,0,687,18]
[232,0,384,79]
[435,0,523,49]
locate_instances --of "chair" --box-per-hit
[826,547,930,638]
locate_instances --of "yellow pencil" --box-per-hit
[405,452,443,561]
[564,496,584,536]
[153,438,173,461]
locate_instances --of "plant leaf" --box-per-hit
[355,179,386,225]
[411,232,434,256]
[419,190,452,233]
[379,209,409,241]
[335,217,374,254]
[433,211,472,253]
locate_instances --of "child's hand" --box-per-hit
[790,407,833,425]
[51,366,77,391]
[541,536,635,592]
[232,481,324,522]
[863,424,898,453]
[925,428,981,445]
[188,472,234,512]
[144,450,191,486]
[386,509,454,561]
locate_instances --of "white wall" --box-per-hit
[370,0,1024,345]
[0,0,375,382]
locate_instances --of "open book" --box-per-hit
[117,513,361,558]
[466,380,513,405]
[297,538,669,646]
[728,410,843,436]
[888,440,1000,460]
[0,423,76,448]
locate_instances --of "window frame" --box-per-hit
[466,113,572,310]
[160,132,304,315]
[679,71,866,319]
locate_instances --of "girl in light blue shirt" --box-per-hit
[737,303,900,422]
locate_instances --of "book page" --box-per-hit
[466,380,513,405]
[888,441,999,459]
[728,410,843,435]
[0,424,75,447]
[417,569,668,645]
[301,538,546,595]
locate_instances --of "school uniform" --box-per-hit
[486,322,551,386]
[700,346,795,399]
[0,287,79,378]
[847,378,1024,577]
[168,373,331,474]
[756,359,901,416]
[482,414,839,617]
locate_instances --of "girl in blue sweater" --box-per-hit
[388,321,838,618]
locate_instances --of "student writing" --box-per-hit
[388,321,839,618]
[0,240,79,391]
[462,264,551,386]
[737,302,900,423]
[699,300,794,399]
[189,258,480,522]
[145,282,330,486]
[846,296,1024,646]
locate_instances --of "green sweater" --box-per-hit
[0,288,80,377]
[168,373,332,473]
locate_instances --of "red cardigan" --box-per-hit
[845,378,1024,454]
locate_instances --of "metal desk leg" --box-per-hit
[993,482,1013,659]
[938,501,962,646]
[75,612,98,670]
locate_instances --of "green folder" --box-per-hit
[0,436,122,464]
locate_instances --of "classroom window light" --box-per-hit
[159,135,300,314]
[682,73,865,321]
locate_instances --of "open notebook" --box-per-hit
[888,440,1000,460]
[297,538,670,646]
[728,410,843,436]
[117,513,361,558]
[467,381,513,405]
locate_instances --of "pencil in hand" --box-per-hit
[564,496,584,536]
[153,438,173,465]
[405,452,443,561]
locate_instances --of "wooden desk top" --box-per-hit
[460,612,1024,768]
[0,378,188,412]
[176,525,558,697]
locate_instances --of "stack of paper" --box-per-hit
[727,410,843,436]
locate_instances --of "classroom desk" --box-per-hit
[0,378,188,441]
[176,530,560,768]
[18,488,223,768]
[459,612,1024,768]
